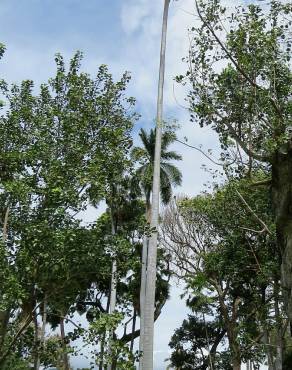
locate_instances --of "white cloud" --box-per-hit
[120,0,156,34]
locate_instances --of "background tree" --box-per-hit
[132,126,182,362]
[177,0,292,322]
[139,0,172,368]
[0,51,137,368]
[161,176,288,369]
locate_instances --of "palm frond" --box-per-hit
[131,146,148,163]
[160,162,182,187]
[162,150,182,161]
[161,130,176,151]
[139,128,155,161]
[160,168,172,204]
[134,128,182,203]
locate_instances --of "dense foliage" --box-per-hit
[1,0,292,369]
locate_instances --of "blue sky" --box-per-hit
[0,1,224,369]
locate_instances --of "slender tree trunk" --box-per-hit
[109,209,117,314]
[35,294,47,370]
[230,339,241,370]
[99,294,110,370]
[232,357,241,370]
[0,309,10,351]
[33,309,39,370]
[99,334,106,370]
[139,201,151,363]
[60,317,70,370]
[274,280,283,370]
[140,1,170,369]
[108,209,117,370]
[139,237,147,362]
[130,308,137,353]
[263,329,275,370]
[0,208,10,352]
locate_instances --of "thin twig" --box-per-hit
[236,190,272,235]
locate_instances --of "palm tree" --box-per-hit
[132,126,182,369]
[133,128,182,208]
[140,1,171,367]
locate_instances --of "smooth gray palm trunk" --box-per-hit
[140,1,170,369]
[139,236,148,361]
[139,202,151,364]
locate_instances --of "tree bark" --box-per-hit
[274,280,283,370]
[33,309,39,370]
[139,201,151,363]
[99,293,110,370]
[0,309,10,351]
[228,332,241,370]
[232,354,241,370]
[130,309,137,353]
[34,294,47,370]
[140,1,170,369]
[60,317,70,370]
[99,333,106,370]
[272,151,292,322]
[108,209,117,370]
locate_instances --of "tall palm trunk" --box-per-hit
[139,237,148,361]
[139,200,151,363]
[140,1,170,369]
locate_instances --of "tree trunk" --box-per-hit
[108,209,117,370]
[232,356,241,370]
[274,280,283,370]
[140,1,170,369]
[139,201,151,363]
[0,309,10,351]
[34,295,47,370]
[272,151,292,322]
[109,208,117,314]
[130,309,137,353]
[60,317,70,370]
[139,237,147,361]
[99,292,110,370]
[229,339,241,370]
[33,309,39,370]
[99,333,106,370]
[263,329,276,370]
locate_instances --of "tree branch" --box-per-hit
[236,190,272,235]
[194,0,283,119]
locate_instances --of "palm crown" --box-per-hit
[132,128,182,205]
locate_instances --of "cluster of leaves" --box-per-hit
[167,1,292,368]
[0,49,142,368]
[162,174,287,368]
[0,41,181,368]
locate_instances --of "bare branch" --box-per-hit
[236,190,272,235]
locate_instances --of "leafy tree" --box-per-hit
[161,176,285,369]
[169,315,229,370]
[0,51,137,367]
[177,0,292,322]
